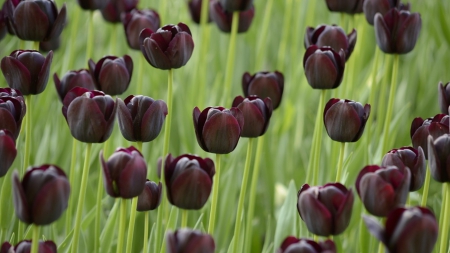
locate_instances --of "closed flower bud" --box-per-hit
[363,0,410,25]
[167,229,215,253]
[427,135,450,182]
[364,206,438,253]
[54,69,96,101]
[188,0,212,24]
[305,25,357,61]
[303,45,345,89]
[164,154,215,210]
[0,88,26,140]
[0,130,16,177]
[122,9,160,50]
[1,50,53,95]
[438,82,450,114]
[78,0,108,10]
[382,146,426,191]
[277,237,336,253]
[410,114,449,159]
[101,0,138,23]
[12,165,70,225]
[193,106,244,154]
[323,98,370,142]
[62,87,117,143]
[297,183,354,236]
[242,71,284,109]
[140,23,194,70]
[231,95,272,137]
[88,55,133,96]
[356,165,410,217]
[325,0,363,14]
[374,8,421,54]
[117,95,167,142]
[137,180,162,211]
[210,1,254,33]
[101,146,147,198]
[1,240,57,253]
[219,0,253,12]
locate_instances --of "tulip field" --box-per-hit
[1,0,450,252]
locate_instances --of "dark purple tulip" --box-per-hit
[438,82,450,114]
[188,0,212,24]
[122,9,160,50]
[219,0,253,12]
[356,165,410,217]
[427,135,450,183]
[101,0,138,23]
[100,146,147,198]
[297,183,354,236]
[140,23,194,70]
[323,98,370,142]
[1,0,17,35]
[0,9,6,41]
[167,228,215,253]
[0,88,26,140]
[242,71,284,109]
[1,50,53,95]
[163,154,215,210]
[209,1,254,33]
[325,0,363,14]
[193,106,244,154]
[54,69,96,101]
[374,8,421,54]
[0,130,16,177]
[231,95,272,138]
[303,45,345,89]
[277,237,336,253]
[88,55,133,96]
[62,87,117,143]
[78,0,108,10]
[410,114,449,159]
[381,146,426,191]
[0,240,57,253]
[364,207,438,253]
[137,180,162,211]
[305,25,357,61]
[117,95,168,142]
[12,165,70,225]
[363,0,410,25]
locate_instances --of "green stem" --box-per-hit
[117,198,127,253]
[30,225,40,253]
[62,7,80,72]
[359,209,369,253]
[208,154,221,234]
[71,143,92,253]
[439,183,450,253]
[196,0,212,108]
[313,90,326,185]
[365,47,380,164]
[65,139,78,234]
[421,164,431,206]
[136,142,143,153]
[222,12,239,104]
[110,24,118,55]
[181,209,188,228]
[94,162,104,253]
[137,55,144,95]
[377,241,384,253]
[381,55,399,154]
[143,212,149,253]
[126,197,138,253]
[86,11,94,62]
[335,142,346,182]
[276,0,293,70]
[254,0,274,71]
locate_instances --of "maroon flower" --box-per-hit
[0,240,57,253]
[188,0,212,24]
[137,180,162,211]
[277,237,336,253]
[219,0,253,12]
[100,0,138,23]
[210,1,254,33]
[78,0,108,10]
[167,229,215,253]
[303,45,345,89]
[325,0,363,14]
[0,130,16,177]
[88,55,133,96]
[410,114,449,159]
[363,0,410,25]
[438,81,450,114]
[231,95,272,137]
[122,9,160,50]
[0,88,26,139]
[427,134,450,183]
[242,71,284,109]
[54,69,96,101]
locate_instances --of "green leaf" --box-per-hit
[273,180,298,253]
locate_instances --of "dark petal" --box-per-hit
[123,55,133,80]
[304,26,316,49]
[298,187,332,236]
[35,51,53,94]
[202,110,241,154]
[231,95,245,107]
[139,28,153,47]
[193,107,209,152]
[125,13,159,50]
[0,242,12,253]
[100,150,117,197]
[333,188,354,235]
[363,0,392,25]
[0,132,17,177]
[374,13,393,53]
[410,117,424,139]
[165,32,194,69]
[237,5,254,33]
[14,1,49,41]
[141,100,167,142]
[247,74,282,109]
[12,170,31,224]
[355,165,381,196]
[1,56,32,95]
[143,37,172,69]
[53,73,63,100]
[0,108,18,139]
[241,72,252,97]
[324,100,362,142]
[438,82,450,114]
[47,4,66,41]
[32,177,70,225]
[219,0,253,12]
[98,58,130,95]
[315,26,349,58]
[395,12,421,54]
[137,181,162,211]
[359,172,396,217]
[346,29,357,60]
[428,135,450,182]
[278,236,301,252]
[230,107,244,131]
[118,151,147,198]
[209,0,232,32]
[117,98,135,141]
[363,215,387,245]
[304,50,339,89]
[237,98,267,137]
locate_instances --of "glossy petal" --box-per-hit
[137,181,162,211]
[118,151,147,198]
[14,1,49,41]
[0,131,17,177]
[1,56,32,95]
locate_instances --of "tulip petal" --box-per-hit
[0,133,17,177]
[165,32,194,69]
[0,108,18,140]
[117,98,135,141]
[193,107,209,151]
[304,50,339,89]
[169,166,212,209]
[47,4,66,41]
[363,215,387,245]
[374,13,393,53]
[141,99,167,142]
[324,101,362,142]
[98,59,130,95]
[202,110,241,154]
[395,12,421,54]
[359,172,396,217]
[118,151,147,198]
[298,188,332,236]
[334,189,354,235]
[143,37,172,69]
[1,56,32,95]
[14,1,49,41]
[35,51,53,94]
[12,171,31,224]
[100,150,117,197]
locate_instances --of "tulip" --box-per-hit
[101,0,138,23]
[364,207,438,253]
[0,88,26,139]
[231,95,272,138]
[166,228,215,253]
[62,87,117,143]
[193,106,244,154]
[88,55,133,96]
[0,240,57,253]
[140,23,194,70]
[54,69,96,101]
[0,130,16,177]
[325,0,363,14]
[242,71,284,109]
[100,146,147,198]
[209,1,254,33]
[427,135,450,183]
[219,0,253,12]
[323,98,370,142]
[363,0,410,25]
[382,146,426,191]
[122,9,160,50]
[303,45,345,89]
[163,154,215,210]
[39,36,60,52]
[438,82,450,114]
[137,180,162,211]
[12,165,70,225]
[374,8,422,54]
[117,95,167,142]
[410,114,449,159]
[1,50,53,95]
[0,10,6,41]
[297,183,354,236]
[78,0,108,10]
[356,165,410,217]
[305,25,357,61]
[188,0,212,24]
[277,237,336,253]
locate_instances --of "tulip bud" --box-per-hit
[363,0,410,25]
[0,130,16,177]
[219,0,253,12]
[323,98,370,142]
[54,69,97,101]
[277,236,336,253]
[100,0,138,23]
[62,87,117,143]
[427,135,450,182]
[210,1,254,33]
[166,229,215,253]
[325,0,363,14]
[438,82,450,114]
[242,71,284,109]
[410,114,449,159]
[297,183,354,236]
[163,154,215,210]
[100,146,147,199]
[137,180,162,211]
[1,50,53,95]
[117,95,168,142]
[193,106,244,154]
[382,146,426,191]
[188,0,212,24]
[12,165,70,225]
[140,23,194,70]
[78,0,108,10]
[356,165,410,217]
[303,45,345,89]
[0,10,7,41]
[364,207,438,253]
[122,9,160,50]
[88,55,133,96]
[0,88,26,140]
[305,25,357,61]
[1,240,57,253]
[374,8,421,54]
[231,95,272,137]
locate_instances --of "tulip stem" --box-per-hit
[126,197,138,253]
[208,154,221,234]
[335,142,346,182]
[65,139,78,234]
[377,241,384,253]
[309,90,326,185]
[86,11,94,62]
[30,225,40,253]
[222,12,239,105]
[276,0,293,70]
[196,0,212,108]
[143,211,149,253]
[365,47,380,164]
[94,161,104,253]
[439,183,450,253]
[254,0,274,71]
[381,55,400,155]
[117,198,127,253]
[421,164,431,206]
[137,55,144,95]
[136,141,143,153]
[181,209,188,227]
[71,143,92,253]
